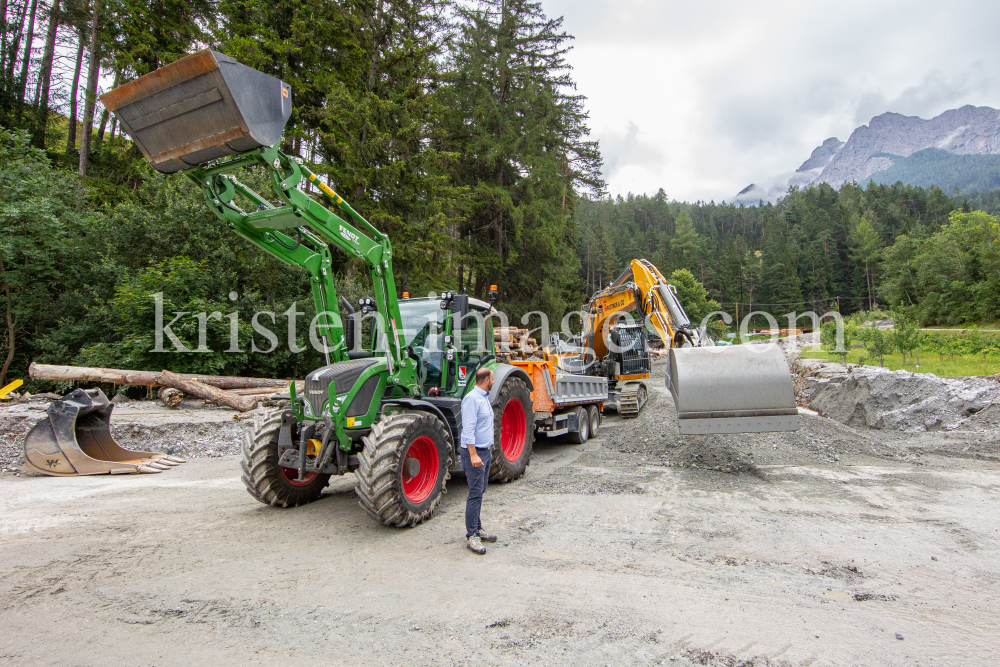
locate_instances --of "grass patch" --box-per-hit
[800,346,1000,377]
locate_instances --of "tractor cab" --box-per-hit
[391,295,497,396]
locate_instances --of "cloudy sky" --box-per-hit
[539,0,1000,202]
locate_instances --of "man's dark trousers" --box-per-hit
[460,446,492,538]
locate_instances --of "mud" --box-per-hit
[2,357,1000,665]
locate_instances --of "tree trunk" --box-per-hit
[14,0,38,114]
[29,362,290,389]
[78,0,99,176]
[94,105,107,146]
[158,370,258,412]
[0,253,15,389]
[367,0,385,91]
[31,0,59,147]
[66,29,83,152]
[7,0,30,80]
[0,0,8,81]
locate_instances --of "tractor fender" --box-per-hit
[381,398,454,448]
[487,363,533,406]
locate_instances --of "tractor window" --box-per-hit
[454,313,486,387]
[397,299,446,392]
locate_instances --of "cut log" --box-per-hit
[157,386,184,407]
[29,363,288,390]
[229,381,301,397]
[158,370,257,412]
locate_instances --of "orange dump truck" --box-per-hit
[495,329,607,444]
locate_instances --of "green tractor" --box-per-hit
[101,50,535,527]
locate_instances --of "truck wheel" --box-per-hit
[588,404,601,436]
[356,411,451,527]
[241,410,331,508]
[567,406,590,444]
[489,377,534,483]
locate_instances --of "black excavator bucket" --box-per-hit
[99,49,292,173]
[22,389,185,476]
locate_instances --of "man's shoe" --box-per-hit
[467,535,486,555]
[476,529,497,543]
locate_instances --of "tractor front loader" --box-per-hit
[96,50,535,526]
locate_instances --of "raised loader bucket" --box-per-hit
[100,49,292,173]
[668,344,799,434]
[22,389,185,476]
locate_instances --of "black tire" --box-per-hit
[356,411,451,527]
[241,410,331,508]
[567,406,590,444]
[489,377,534,483]
[588,404,601,436]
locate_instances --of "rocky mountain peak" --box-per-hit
[796,137,844,172]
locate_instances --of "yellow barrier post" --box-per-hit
[0,379,23,399]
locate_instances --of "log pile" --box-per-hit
[493,327,539,361]
[29,362,293,413]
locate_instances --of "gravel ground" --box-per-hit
[2,357,1000,665]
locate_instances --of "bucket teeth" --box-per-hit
[137,465,164,474]
[149,457,180,466]
[161,456,187,464]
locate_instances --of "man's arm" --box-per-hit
[460,397,476,448]
[461,392,485,467]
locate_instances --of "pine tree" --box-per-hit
[444,0,602,318]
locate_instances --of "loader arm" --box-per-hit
[183,147,411,385]
[99,49,412,385]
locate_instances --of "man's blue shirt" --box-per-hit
[460,385,493,448]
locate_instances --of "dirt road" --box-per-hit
[2,379,999,666]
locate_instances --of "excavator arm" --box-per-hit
[585,259,696,358]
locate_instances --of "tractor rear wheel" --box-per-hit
[356,411,451,527]
[241,410,331,507]
[489,377,534,483]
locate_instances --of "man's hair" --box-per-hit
[475,367,492,386]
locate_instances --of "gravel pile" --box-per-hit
[799,361,1000,432]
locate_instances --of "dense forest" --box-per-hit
[0,0,603,386]
[577,182,1000,328]
[0,0,998,389]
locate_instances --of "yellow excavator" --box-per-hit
[557,259,697,417]
[553,259,799,434]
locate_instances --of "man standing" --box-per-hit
[460,367,499,555]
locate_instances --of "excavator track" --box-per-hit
[617,382,647,419]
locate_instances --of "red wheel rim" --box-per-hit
[501,398,527,461]
[402,436,439,503]
[281,464,319,487]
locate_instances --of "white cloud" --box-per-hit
[541,0,1000,202]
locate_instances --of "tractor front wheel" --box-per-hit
[356,411,451,527]
[489,377,534,483]
[241,410,331,508]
